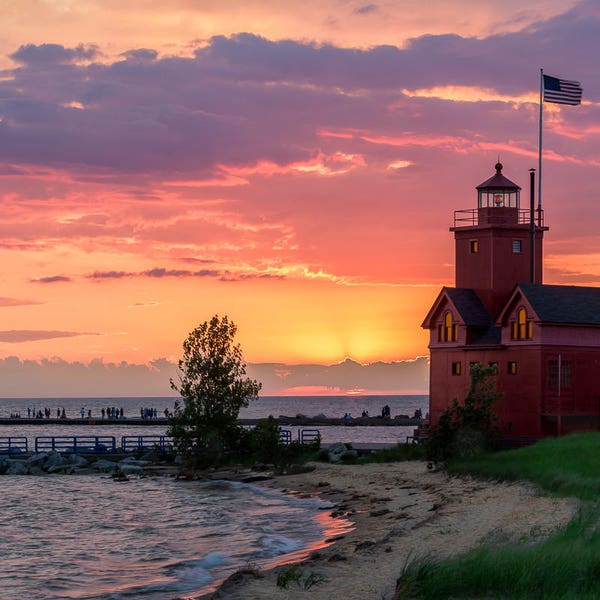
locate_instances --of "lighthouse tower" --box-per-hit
[451,162,547,317]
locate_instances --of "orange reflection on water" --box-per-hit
[260,493,355,571]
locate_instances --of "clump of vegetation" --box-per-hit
[244,417,321,471]
[357,442,426,463]
[449,431,600,501]
[276,564,328,590]
[396,506,600,599]
[168,315,261,468]
[397,433,600,599]
[427,363,501,463]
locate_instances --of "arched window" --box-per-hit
[511,307,533,340]
[438,312,458,342]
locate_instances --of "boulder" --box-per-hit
[89,459,118,473]
[45,451,68,471]
[327,443,358,463]
[68,454,89,467]
[27,452,48,467]
[118,464,144,476]
[6,459,30,475]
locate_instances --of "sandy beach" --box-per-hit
[213,461,578,599]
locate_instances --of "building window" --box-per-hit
[511,307,533,340]
[547,359,572,390]
[488,361,498,371]
[439,312,458,342]
[451,361,461,376]
[512,240,522,253]
[508,361,517,375]
[470,240,478,254]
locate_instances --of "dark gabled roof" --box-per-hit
[445,288,493,327]
[519,283,600,325]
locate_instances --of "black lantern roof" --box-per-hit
[476,162,521,191]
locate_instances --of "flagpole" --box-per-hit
[538,68,543,227]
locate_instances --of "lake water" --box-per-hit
[0,395,427,598]
[0,394,428,446]
[1,474,351,599]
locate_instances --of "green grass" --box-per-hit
[397,433,600,599]
[343,442,426,464]
[448,432,600,500]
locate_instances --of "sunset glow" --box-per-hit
[1,1,599,395]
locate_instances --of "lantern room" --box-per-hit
[476,162,520,208]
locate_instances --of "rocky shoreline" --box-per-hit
[0,450,177,477]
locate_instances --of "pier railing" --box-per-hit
[298,429,321,444]
[0,437,28,454]
[35,436,116,453]
[279,429,292,445]
[121,435,173,453]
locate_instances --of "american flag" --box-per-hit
[543,74,583,105]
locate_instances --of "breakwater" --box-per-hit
[0,415,422,427]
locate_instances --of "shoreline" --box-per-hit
[210,461,579,599]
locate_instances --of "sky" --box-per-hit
[0,0,599,396]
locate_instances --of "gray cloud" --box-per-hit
[10,43,97,65]
[0,3,597,177]
[353,4,378,15]
[0,355,427,396]
[32,275,72,284]
[0,330,98,343]
[0,297,40,307]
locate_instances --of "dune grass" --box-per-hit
[449,432,600,500]
[354,442,427,463]
[397,433,600,599]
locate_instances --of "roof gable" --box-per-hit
[499,283,600,326]
[422,287,492,329]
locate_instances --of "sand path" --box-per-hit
[213,461,578,599]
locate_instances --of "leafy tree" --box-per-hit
[427,362,502,463]
[168,315,261,468]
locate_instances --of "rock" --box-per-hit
[68,455,89,467]
[354,540,376,552]
[27,453,48,467]
[90,459,118,472]
[47,464,75,474]
[369,508,391,517]
[327,443,358,463]
[327,443,348,463]
[6,459,30,475]
[118,464,144,475]
[45,451,68,471]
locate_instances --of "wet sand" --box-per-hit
[212,461,578,599]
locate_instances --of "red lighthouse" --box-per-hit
[422,163,600,439]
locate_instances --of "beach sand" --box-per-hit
[212,461,578,599]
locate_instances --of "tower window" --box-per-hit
[512,240,522,254]
[470,240,478,254]
[438,312,459,342]
[451,361,461,376]
[511,308,533,340]
[508,361,517,375]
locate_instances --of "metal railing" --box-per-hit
[453,208,544,227]
[35,436,116,453]
[279,429,292,445]
[298,429,321,444]
[121,435,173,453]
[0,437,28,454]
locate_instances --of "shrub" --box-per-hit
[427,363,501,462]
